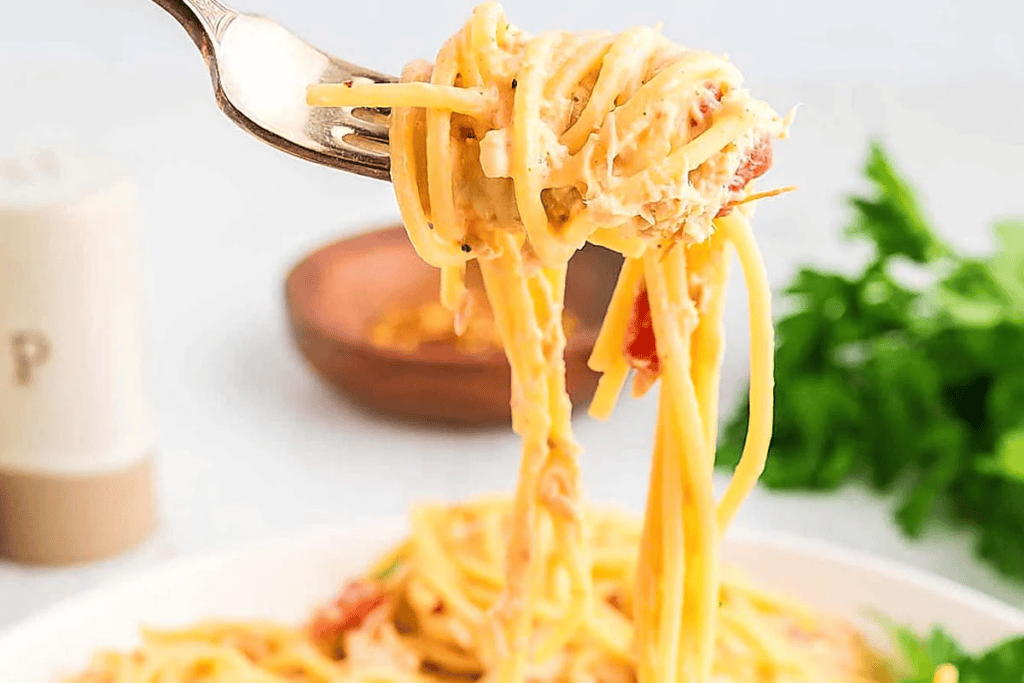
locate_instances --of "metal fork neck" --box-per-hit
[151,0,236,51]
[149,0,394,181]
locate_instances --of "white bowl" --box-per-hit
[1,521,1022,681]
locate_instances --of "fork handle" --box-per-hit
[150,0,238,56]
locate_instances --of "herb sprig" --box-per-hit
[888,623,1024,682]
[720,142,1024,581]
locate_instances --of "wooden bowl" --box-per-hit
[285,224,623,427]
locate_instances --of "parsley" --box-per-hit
[373,556,404,581]
[720,141,1024,581]
[886,622,1024,682]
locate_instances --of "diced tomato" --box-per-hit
[717,137,773,217]
[698,83,723,116]
[623,284,660,380]
[309,580,386,642]
[729,138,773,192]
[693,83,774,208]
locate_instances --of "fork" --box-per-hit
[150,0,396,180]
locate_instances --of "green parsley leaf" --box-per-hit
[887,623,1024,683]
[373,557,404,581]
[957,637,1024,683]
[885,621,964,680]
[846,141,951,265]
[988,219,1024,322]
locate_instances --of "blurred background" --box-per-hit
[0,0,1022,626]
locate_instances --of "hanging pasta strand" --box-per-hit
[478,239,551,681]
[714,211,775,533]
[642,247,718,683]
[687,232,731,464]
[529,265,592,662]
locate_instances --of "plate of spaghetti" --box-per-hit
[3,507,1023,683]
[22,2,1022,682]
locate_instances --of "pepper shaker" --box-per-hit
[0,149,157,565]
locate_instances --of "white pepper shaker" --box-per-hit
[0,149,157,565]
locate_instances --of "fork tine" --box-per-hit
[330,110,388,142]
[351,106,390,126]
[310,69,395,175]
[348,108,390,141]
[336,131,390,158]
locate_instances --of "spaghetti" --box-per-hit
[69,4,958,683]
[70,500,896,683]
[310,4,787,683]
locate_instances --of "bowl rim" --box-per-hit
[283,223,606,369]
[725,527,1024,631]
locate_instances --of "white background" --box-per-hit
[1,0,1023,631]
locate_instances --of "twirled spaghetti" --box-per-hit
[309,4,787,683]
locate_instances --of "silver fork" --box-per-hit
[150,0,396,180]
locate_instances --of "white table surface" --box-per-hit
[1,0,1024,631]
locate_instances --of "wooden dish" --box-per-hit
[285,224,623,427]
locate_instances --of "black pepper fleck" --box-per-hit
[428,222,434,230]
[511,78,518,89]
[461,243,472,253]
